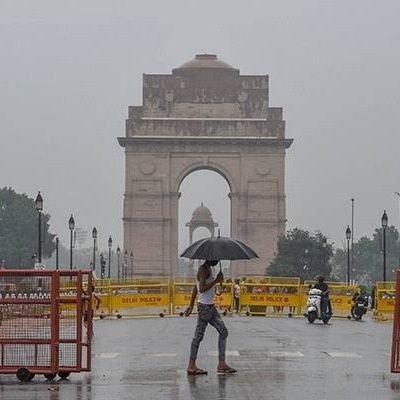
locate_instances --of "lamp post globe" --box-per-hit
[382,210,388,282]
[35,191,43,264]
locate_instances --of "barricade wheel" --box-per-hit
[44,373,57,380]
[58,372,70,380]
[16,368,35,382]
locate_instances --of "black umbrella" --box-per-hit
[180,235,258,261]
[180,235,258,294]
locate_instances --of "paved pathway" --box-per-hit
[1,314,400,399]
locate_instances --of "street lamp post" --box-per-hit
[322,237,327,272]
[130,251,134,278]
[100,253,106,279]
[55,237,59,269]
[351,198,355,276]
[108,236,112,279]
[346,226,351,285]
[116,246,121,280]
[382,210,388,282]
[395,192,400,265]
[68,214,75,270]
[92,227,97,273]
[35,192,43,264]
[123,250,128,281]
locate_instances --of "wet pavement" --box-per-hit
[1,314,400,399]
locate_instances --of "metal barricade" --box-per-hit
[171,277,233,315]
[94,277,170,317]
[0,269,92,381]
[239,276,301,316]
[375,281,396,320]
[172,277,196,315]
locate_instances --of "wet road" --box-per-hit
[1,314,400,399]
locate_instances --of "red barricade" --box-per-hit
[0,269,92,381]
[391,269,400,372]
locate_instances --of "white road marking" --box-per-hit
[149,353,178,357]
[325,352,363,358]
[96,353,120,359]
[208,350,240,356]
[267,351,305,358]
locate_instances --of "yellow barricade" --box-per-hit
[302,281,359,318]
[171,277,233,314]
[239,276,301,316]
[172,277,195,315]
[93,277,170,317]
[375,281,396,320]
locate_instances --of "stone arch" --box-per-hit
[175,163,236,196]
[118,54,293,276]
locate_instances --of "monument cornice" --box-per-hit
[118,136,293,152]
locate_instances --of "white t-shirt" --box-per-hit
[197,268,215,305]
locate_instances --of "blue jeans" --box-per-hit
[190,304,228,362]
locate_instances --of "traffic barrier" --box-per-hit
[0,269,92,381]
[171,277,233,315]
[239,276,301,316]
[375,281,396,320]
[94,277,170,318]
[302,281,359,318]
[172,277,196,315]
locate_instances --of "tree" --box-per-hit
[0,187,55,267]
[332,225,399,285]
[266,228,333,281]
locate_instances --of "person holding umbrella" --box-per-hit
[181,233,257,375]
[185,259,237,375]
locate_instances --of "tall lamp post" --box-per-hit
[123,250,128,281]
[130,251,134,278]
[116,246,121,280]
[108,236,112,279]
[346,226,351,285]
[69,214,75,270]
[395,192,400,265]
[351,198,355,275]
[322,237,327,272]
[382,210,388,282]
[92,227,97,273]
[35,192,43,264]
[55,237,59,269]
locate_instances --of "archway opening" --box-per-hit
[178,169,231,276]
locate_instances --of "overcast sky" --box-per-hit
[1,0,400,255]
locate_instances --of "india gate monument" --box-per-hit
[118,54,293,277]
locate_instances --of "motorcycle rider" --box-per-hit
[313,276,332,316]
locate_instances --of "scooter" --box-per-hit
[305,288,331,324]
[350,294,368,320]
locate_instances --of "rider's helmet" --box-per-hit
[316,275,324,283]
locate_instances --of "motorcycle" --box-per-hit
[350,294,368,320]
[305,288,331,324]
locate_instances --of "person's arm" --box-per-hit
[184,285,198,316]
[198,267,223,293]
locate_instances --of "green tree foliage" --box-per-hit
[0,187,55,267]
[332,225,399,285]
[266,228,333,281]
